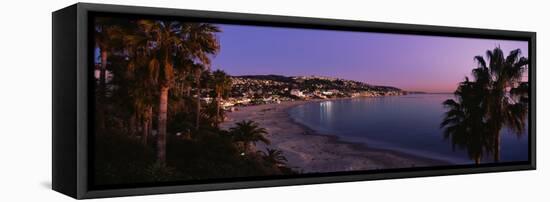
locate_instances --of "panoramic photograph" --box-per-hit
[92,17,530,186]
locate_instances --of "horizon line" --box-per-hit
[225,73,457,93]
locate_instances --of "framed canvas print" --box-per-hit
[52,3,536,199]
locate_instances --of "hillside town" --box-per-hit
[213,75,404,110]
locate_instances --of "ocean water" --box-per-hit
[288,94,529,164]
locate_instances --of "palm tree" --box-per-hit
[131,20,220,164]
[182,23,221,130]
[211,70,232,124]
[119,21,160,145]
[441,47,529,163]
[128,52,156,145]
[441,78,490,164]
[510,82,529,104]
[202,99,220,127]
[171,58,194,112]
[192,63,205,130]
[474,47,528,162]
[144,21,180,165]
[230,120,270,153]
[258,148,288,167]
[94,18,126,133]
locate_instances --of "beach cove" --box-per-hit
[220,99,449,174]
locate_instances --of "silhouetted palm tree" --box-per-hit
[127,47,156,145]
[258,148,288,167]
[474,47,528,162]
[135,20,179,164]
[130,20,220,164]
[441,78,491,164]
[442,47,529,163]
[230,120,270,153]
[192,63,205,130]
[184,23,221,130]
[212,70,232,124]
[94,18,126,133]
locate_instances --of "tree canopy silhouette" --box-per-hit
[441,46,529,164]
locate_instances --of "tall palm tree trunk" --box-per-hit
[142,117,149,145]
[157,86,169,164]
[186,86,191,97]
[129,113,137,136]
[142,106,152,146]
[493,130,501,162]
[491,113,503,163]
[216,95,221,124]
[195,71,201,130]
[97,50,108,132]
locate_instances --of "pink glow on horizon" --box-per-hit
[212,24,529,93]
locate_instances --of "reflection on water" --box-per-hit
[319,101,333,124]
[289,94,528,164]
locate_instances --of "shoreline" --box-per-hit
[220,99,451,173]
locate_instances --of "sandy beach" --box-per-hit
[220,100,449,174]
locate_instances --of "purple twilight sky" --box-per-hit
[211,24,528,93]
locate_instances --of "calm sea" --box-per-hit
[288,94,529,164]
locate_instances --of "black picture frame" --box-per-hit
[52,2,536,199]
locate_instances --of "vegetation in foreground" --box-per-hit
[93,18,296,185]
[95,123,295,185]
[441,47,529,164]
